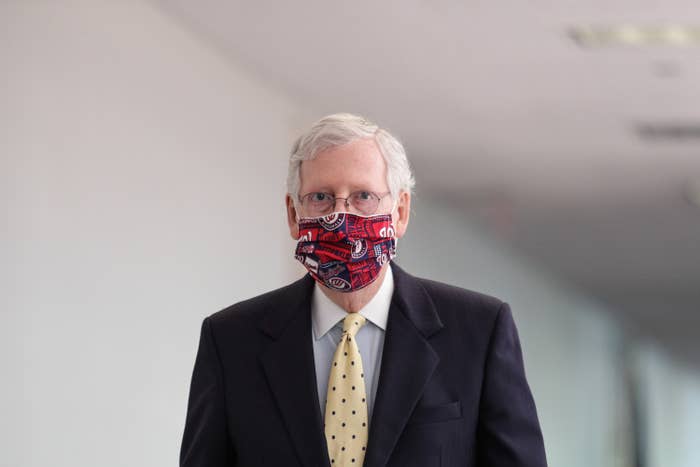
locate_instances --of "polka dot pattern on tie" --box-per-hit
[324,313,369,466]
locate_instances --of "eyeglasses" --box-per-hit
[298,190,391,216]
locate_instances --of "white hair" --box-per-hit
[286,113,415,207]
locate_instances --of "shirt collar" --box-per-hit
[311,263,394,340]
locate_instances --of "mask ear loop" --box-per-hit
[293,197,303,224]
[388,196,399,252]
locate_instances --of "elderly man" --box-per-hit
[180,113,547,467]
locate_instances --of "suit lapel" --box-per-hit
[363,262,444,467]
[258,274,331,467]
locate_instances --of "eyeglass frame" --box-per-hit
[296,190,393,216]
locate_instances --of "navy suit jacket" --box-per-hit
[180,262,547,467]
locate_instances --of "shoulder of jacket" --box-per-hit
[206,276,308,326]
[413,274,506,315]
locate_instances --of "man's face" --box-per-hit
[286,137,411,240]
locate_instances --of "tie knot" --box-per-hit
[342,313,366,338]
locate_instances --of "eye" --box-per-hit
[355,191,372,201]
[309,192,330,202]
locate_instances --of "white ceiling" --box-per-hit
[153,0,700,365]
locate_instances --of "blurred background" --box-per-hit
[3,0,699,466]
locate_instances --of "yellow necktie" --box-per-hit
[324,313,369,466]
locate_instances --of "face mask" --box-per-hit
[294,211,397,292]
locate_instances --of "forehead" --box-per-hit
[299,138,388,192]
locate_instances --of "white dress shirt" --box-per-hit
[311,263,394,431]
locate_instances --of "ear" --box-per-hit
[286,194,300,240]
[392,191,411,239]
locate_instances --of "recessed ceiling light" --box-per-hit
[569,25,700,47]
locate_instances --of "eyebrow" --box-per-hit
[304,185,382,194]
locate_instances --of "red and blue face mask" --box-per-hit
[294,212,397,292]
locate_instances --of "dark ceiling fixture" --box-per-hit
[635,122,700,141]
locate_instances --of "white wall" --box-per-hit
[3,1,310,466]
